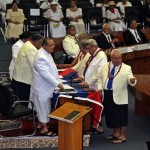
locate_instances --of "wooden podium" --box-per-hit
[49,102,92,150]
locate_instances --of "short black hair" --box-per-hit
[67,25,75,31]
[31,34,43,41]
[127,17,138,27]
[19,31,32,40]
[43,37,54,45]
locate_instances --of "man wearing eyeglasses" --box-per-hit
[29,37,64,135]
[76,39,107,133]
[79,39,107,91]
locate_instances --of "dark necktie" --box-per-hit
[107,66,116,90]
[107,35,111,43]
[83,55,93,76]
[134,30,141,43]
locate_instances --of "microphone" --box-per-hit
[68,72,77,86]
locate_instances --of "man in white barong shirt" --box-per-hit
[29,37,64,135]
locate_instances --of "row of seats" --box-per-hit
[24,6,143,35]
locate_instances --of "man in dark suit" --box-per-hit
[123,18,148,46]
[96,23,119,51]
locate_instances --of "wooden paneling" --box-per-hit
[123,49,150,74]
[130,74,150,116]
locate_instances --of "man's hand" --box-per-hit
[79,82,89,86]
[58,83,65,92]
[130,77,136,84]
[74,77,83,82]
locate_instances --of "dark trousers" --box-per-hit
[11,79,31,101]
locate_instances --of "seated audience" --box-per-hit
[66,0,85,34]
[12,34,43,100]
[62,25,80,64]
[45,1,66,38]
[9,31,32,80]
[123,18,148,46]
[142,0,150,28]
[96,23,119,51]
[40,0,61,17]
[5,1,25,41]
[96,0,109,17]
[105,1,126,31]
[29,37,64,135]
[116,0,132,17]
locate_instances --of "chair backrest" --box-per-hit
[20,0,36,5]
[22,4,39,18]
[87,7,103,24]
[78,2,93,8]
[0,85,14,116]
[125,6,140,22]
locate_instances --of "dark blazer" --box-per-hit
[96,33,119,50]
[123,29,148,46]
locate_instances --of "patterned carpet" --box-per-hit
[0,135,90,149]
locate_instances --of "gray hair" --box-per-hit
[85,39,98,46]
[79,39,88,48]
[78,33,89,41]
[102,23,111,29]
[111,49,122,56]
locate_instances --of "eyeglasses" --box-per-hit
[46,44,55,47]
[86,46,94,51]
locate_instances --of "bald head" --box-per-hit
[111,49,122,66]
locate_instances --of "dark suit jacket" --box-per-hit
[96,33,119,50]
[123,29,148,46]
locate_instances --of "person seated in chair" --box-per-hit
[40,0,61,17]
[45,1,66,38]
[5,1,25,41]
[62,25,80,64]
[123,18,148,46]
[96,23,119,51]
[66,0,85,34]
[105,1,126,31]
[96,0,109,17]
[116,0,132,18]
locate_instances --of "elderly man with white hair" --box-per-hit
[98,49,136,144]
[76,39,107,133]
[96,23,119,51]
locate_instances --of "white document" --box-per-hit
[55,84,77,93]
[30,9,40,16]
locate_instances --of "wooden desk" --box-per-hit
[131,74,150,116]
[122,49,150,74]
